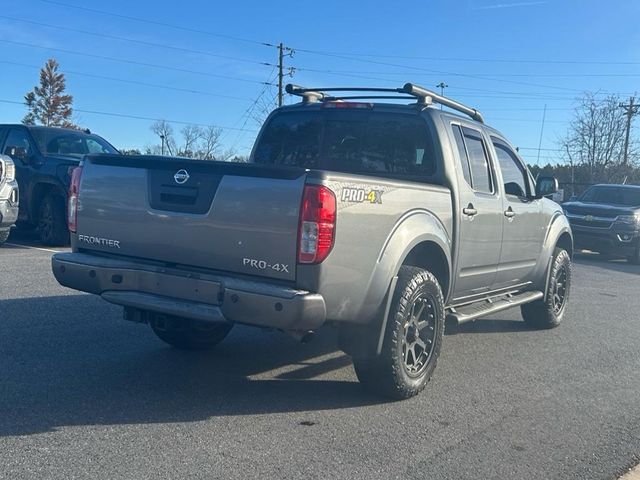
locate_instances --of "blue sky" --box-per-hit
[1,0,639,163]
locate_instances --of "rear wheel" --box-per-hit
[0,229,9,245]
[150,314,233,351]
[352,266,445,400]
[38,194,69,246]
[521,247,571,329]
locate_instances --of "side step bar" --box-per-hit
[446,290,543,325]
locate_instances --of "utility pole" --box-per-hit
[277,43,295,107]
[619,96,639,165]
[160,134,165,156]
[436,82,448,109]
[536,104,547,166]
[278,43,284,108]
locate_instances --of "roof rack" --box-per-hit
[285,83,485,123]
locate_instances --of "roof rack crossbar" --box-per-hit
[285,83,484,123]
[400,83,484,123]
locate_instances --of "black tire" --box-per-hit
[0,229,9,245]
[352,266,445,400]
[38,194,69,246]
[521,247,572,329]
[150,314,233,351]
[627,244,640,265]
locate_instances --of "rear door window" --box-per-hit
[451,125,472,187]
[461,127,493,194]
[254,111,437,181]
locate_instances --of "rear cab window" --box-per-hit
[29,128,118,157]
[253,109,438,183]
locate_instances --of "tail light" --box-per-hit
[298,185,336,264]
[68,166,83,233]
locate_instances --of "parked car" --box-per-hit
[52,83,573,399]
[0,154,19,245]
[563,183,640,263]
[0,125,119,245]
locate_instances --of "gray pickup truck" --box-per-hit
[52,83,573,399]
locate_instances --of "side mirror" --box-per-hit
[535,176,558,199]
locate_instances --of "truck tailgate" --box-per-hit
[76,155,306,282]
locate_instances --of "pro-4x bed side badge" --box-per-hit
[341,188,383,204]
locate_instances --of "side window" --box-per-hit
[462,127,493,194]
[492,139,529,198]
[451,125,472,187]
[3,129,33,163]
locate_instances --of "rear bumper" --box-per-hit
[51,252,326,331]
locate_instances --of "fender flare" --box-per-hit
[537,211,573,295]
[359,209,452,325]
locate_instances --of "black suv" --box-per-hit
[563,184,640,264]
[0,125,118,245]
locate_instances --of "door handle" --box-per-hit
[504,207,516,218]
[462,203,478,217]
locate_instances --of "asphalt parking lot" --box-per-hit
[1,231,639,480]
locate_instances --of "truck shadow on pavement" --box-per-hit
[0,294,385,437]
[0,293,544,436]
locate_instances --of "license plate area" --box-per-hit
[114,270,221,305]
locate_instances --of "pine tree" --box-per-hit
[23,58,75,127]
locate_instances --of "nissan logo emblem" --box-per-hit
[174,169,189,184]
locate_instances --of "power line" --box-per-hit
[293,47,640,66]
[1,11,584,95]
[31,0,640,69]
[36,0,271,47]
[0,15,272,68]
[294,67,640,79]
[292,49,596,93]
[0,99,258,132]
[229,73,278,150]
[0,60,254,102]
[292,67,582,100]
[518,147,564,152]
[222,68,277,145]
[0,39,276,86]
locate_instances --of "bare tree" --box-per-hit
[178,124,202,157]
[560,93,630,183]
[199,126,223,160]
[147,122,237,160]
[150,120,175,156]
